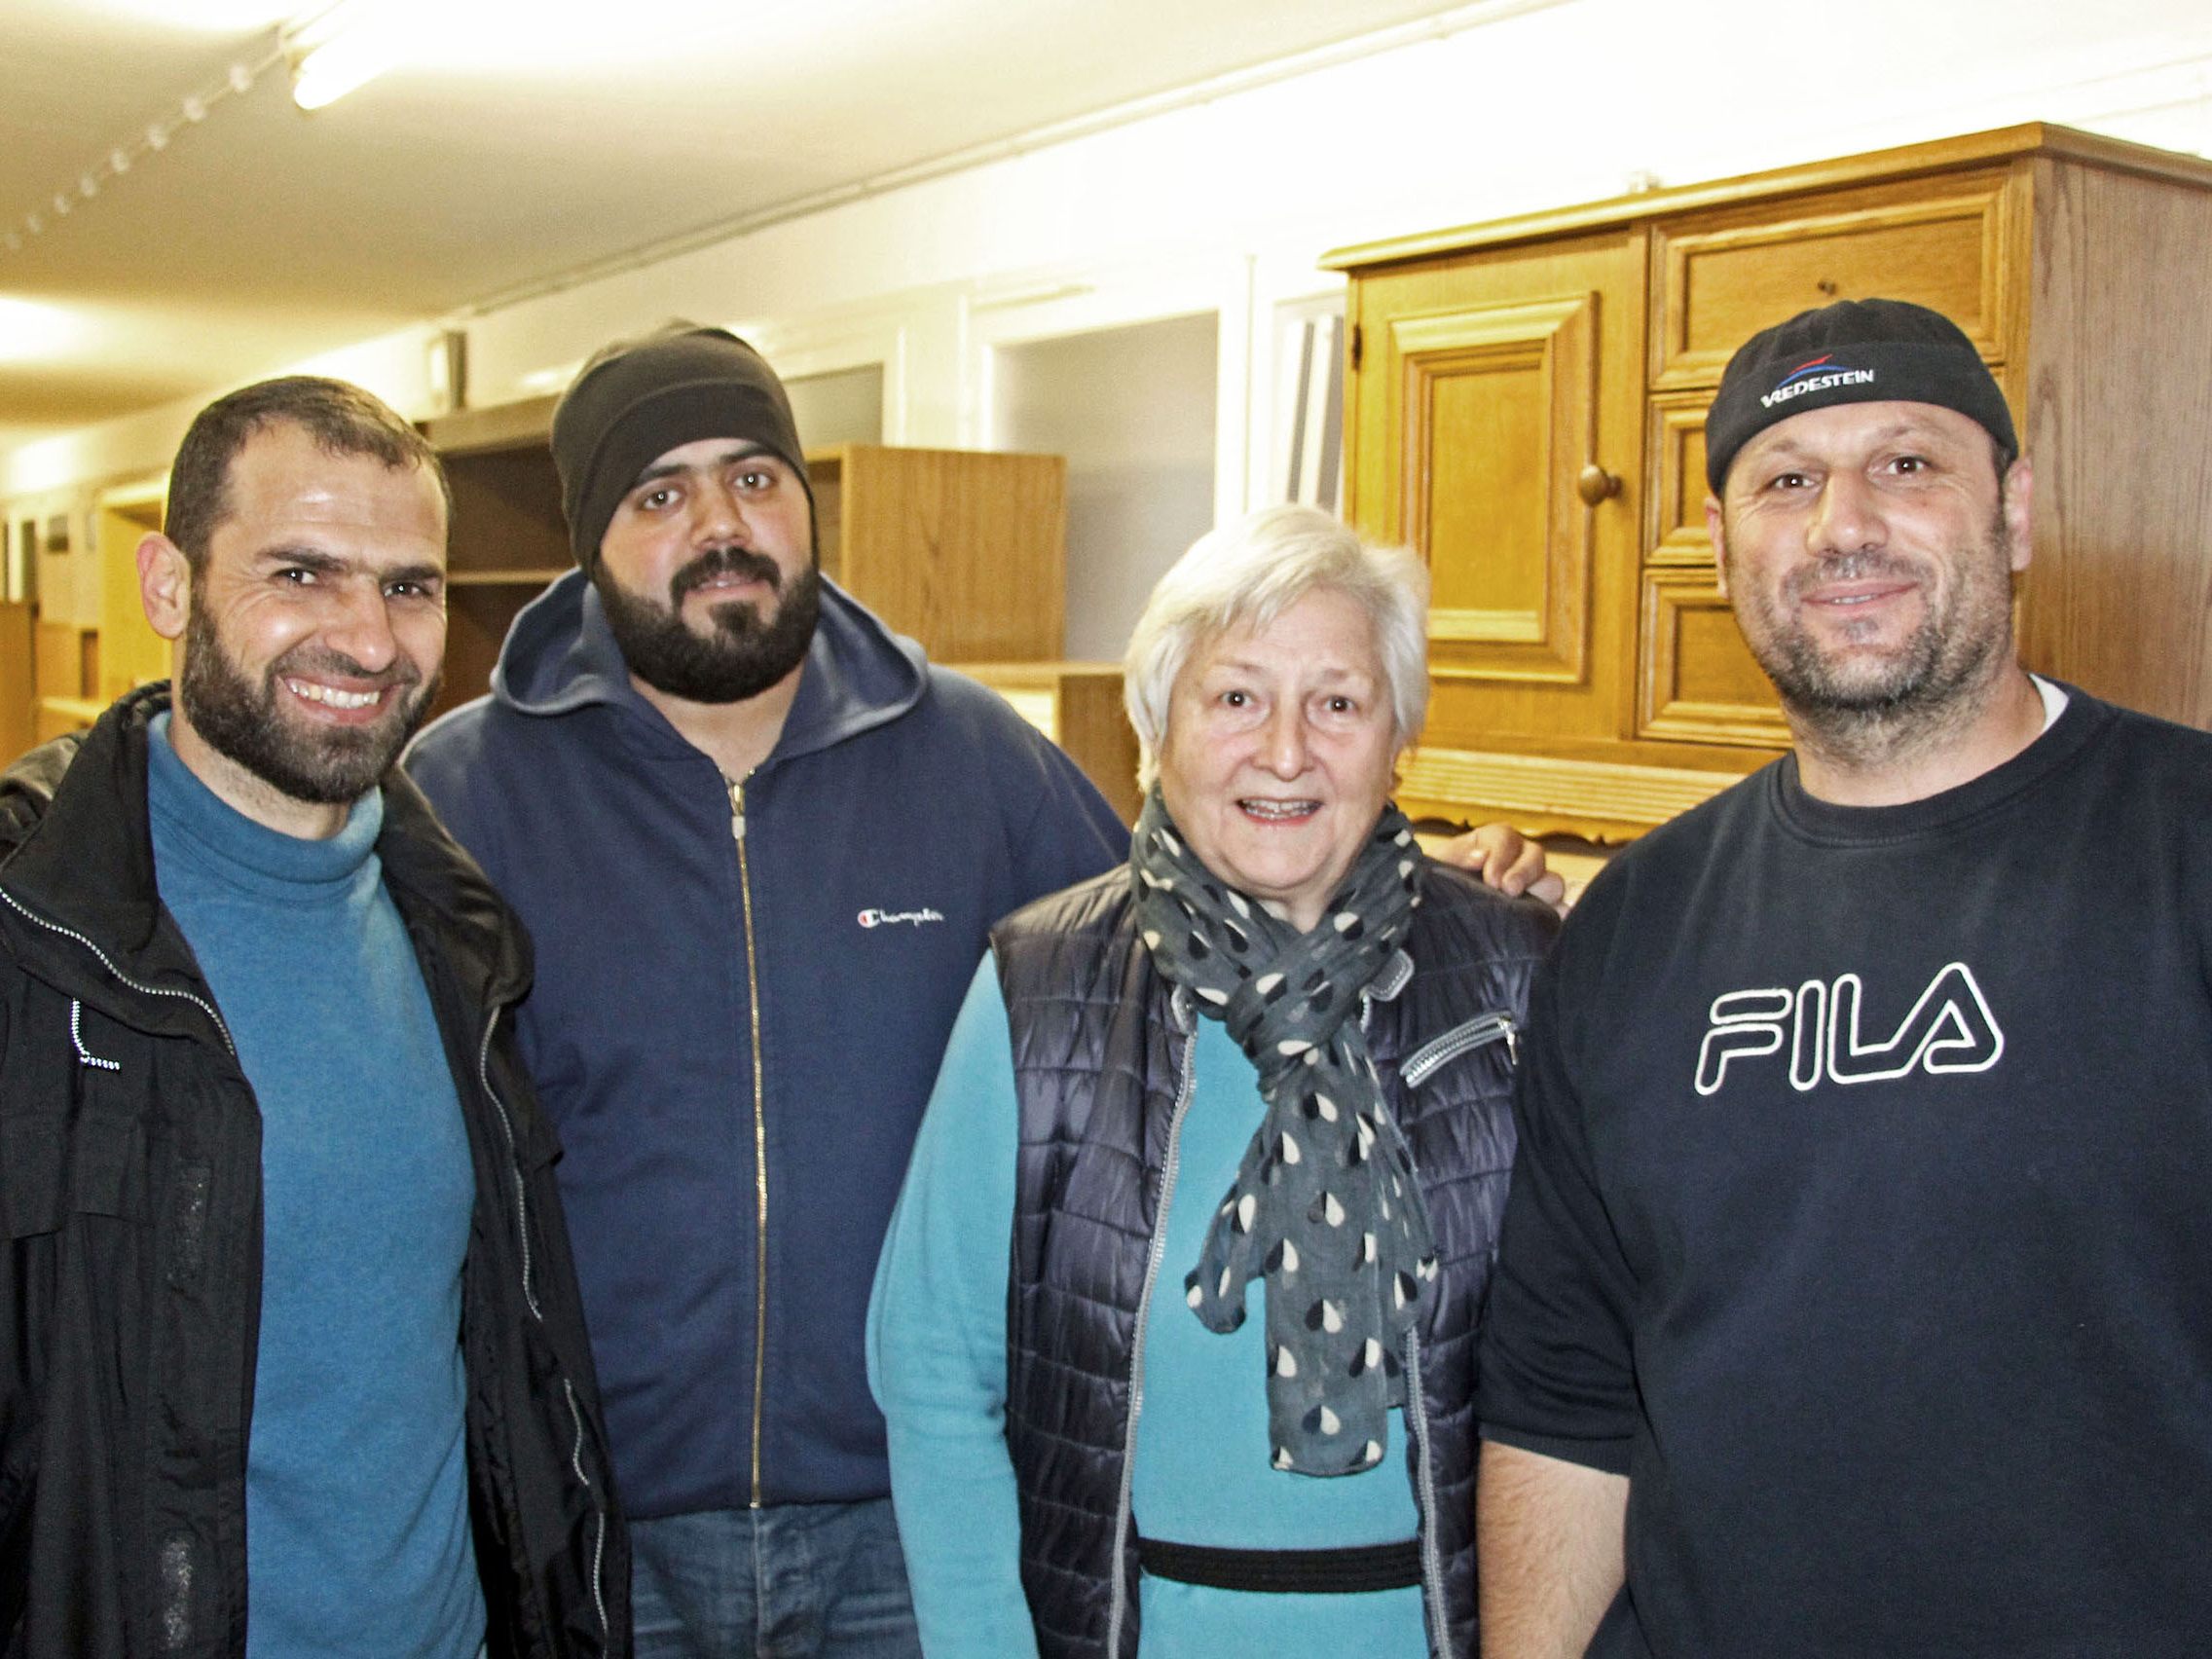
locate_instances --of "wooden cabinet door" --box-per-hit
[1346,232,1645,755]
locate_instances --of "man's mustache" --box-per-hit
[672,545,782,604]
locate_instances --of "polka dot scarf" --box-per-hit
[1131,789,1438,1477]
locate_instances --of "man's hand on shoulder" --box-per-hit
[1433,823,1567,914]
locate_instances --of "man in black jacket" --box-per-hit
[0,377,626,1656]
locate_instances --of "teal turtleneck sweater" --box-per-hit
[146,715,483,1658]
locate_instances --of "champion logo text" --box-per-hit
[857,906,945,930]
[1695,962,2004,1095]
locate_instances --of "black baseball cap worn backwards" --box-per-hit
[1703,297,2017,495]
[550,323,811,568]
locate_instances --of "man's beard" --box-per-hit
[1731,504,2017,755]
[596,542,821,704]
[178,595,438,806]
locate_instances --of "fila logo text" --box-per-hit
[1695,962,2004,1096]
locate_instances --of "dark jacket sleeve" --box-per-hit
[0,981,49,1637]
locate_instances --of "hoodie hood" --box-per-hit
[488,567,931,771]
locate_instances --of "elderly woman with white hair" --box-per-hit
[866,504,1559,1657]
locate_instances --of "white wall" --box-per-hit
[787,363,887,448]
[993,313,1220,659]
[7,0,2210,634]
[0,320,445,502]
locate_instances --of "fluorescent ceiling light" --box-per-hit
[85,2,290,26]
[287,0,435,111]
[283,0,793,98]
[0,297,95,363]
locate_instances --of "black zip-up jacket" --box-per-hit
[0,686,627,1658]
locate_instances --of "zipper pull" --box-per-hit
[727,777,746,841]
[1502,1016,1519,1068]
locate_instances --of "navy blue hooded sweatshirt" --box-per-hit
[406,571,1124,1516]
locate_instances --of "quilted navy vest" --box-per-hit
[991,860,1555,1657]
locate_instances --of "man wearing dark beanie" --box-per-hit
[404,323,1124,1655]
[406,322,1557,1655]
[1474,298,2212,1657]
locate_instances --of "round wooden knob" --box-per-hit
[1576,463,1622,507]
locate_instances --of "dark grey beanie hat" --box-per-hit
[1704,298,2016,494]
[551,324,810,567]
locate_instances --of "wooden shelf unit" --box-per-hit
[419,399,571,722]
[1328,122,2212,841]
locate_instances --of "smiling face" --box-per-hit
[1156,586,1403,934]
[1708,399,2030,731]
[593,435,819,705]
[151,421,448,837]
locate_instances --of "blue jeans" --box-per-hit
[630,1499,921,1658]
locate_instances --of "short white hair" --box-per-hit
[1123,504,1430,792]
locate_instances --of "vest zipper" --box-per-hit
[1404,1326,1450,1655]
[1401,1009,1518,1088]
[1105,1004,1200,1656]
[729,776,771,1510]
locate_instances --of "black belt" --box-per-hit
[1133,1532,1422,1595]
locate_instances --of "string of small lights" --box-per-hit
[3,33,288,257]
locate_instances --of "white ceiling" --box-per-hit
[0,0,1493,450]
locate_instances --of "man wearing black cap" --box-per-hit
[406,324,1556,1655]
[1471,299,2212,1657]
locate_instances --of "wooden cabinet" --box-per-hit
[1328,123,2212,840]
[419,397,571,723]
[1349,232,1647,794]
[811,445,1064,663]
[0,602,33,767]
[422,396,1068,720]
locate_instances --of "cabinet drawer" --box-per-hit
[1637,567,1788,749]
[1652,174,2011,388]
